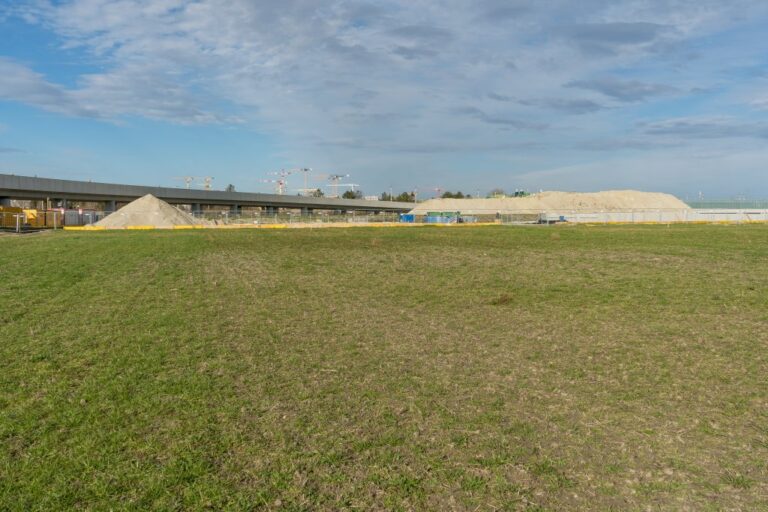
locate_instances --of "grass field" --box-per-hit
[1,225,767,510]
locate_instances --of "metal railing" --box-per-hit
[190,211,402,225]
[494,208,768,225]
[6,208,767,231]
[688,200,768,209]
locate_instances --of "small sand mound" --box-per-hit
[410,190,690,215]
[95,194,203,228]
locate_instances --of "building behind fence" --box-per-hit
[4,206,768,232]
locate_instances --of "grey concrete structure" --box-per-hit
[0,174,412,213]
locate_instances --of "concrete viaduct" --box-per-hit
[0,174,413,215]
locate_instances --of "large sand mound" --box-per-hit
[410,190,690,215]
[95,194,203,228]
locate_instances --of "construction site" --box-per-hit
[3,173,767,512]
[6,1,768,507]
[2,173,767,232]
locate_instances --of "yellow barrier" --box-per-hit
[63,226,107,231]
[60,221,509,232]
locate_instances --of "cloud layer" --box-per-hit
[1,0,768,193]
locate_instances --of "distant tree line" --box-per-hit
[379,191,416,202]
[342,190,363,199]
[441,191,470,199]
[328,188,532,202]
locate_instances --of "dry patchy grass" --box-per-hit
[1,225,767,510]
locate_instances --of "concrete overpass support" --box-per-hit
[107,200,116,212]
[0,197,10,206]
[230,204,241,215]
[301,207,313,216]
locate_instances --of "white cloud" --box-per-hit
[566,77,678,102]
[0,57,96,117]
[2,0,768,192]
[751,96,768,110]
[8,1,760,127]
[0,56,236,124]
[640,116,768,139]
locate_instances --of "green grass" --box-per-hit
[1,225,767,510]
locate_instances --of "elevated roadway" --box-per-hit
[0,174,413,213]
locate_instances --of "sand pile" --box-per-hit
[410,190,690,215]
[95,194,203,228]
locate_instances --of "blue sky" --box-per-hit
[1,0,767,199]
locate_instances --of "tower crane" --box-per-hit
[296,167,312,195]
[172,176,198,189]
[267,169,293,195]
[327,174,351,198]
[260,178,289,195]
[196,177,214,190]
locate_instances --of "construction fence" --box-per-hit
[6,207,768,232]
[0,208,113,231]
[190,211,402,225]
[1,208,62,231]
[500,209,768,225]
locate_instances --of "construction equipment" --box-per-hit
[197,177,214,190]
[297,167,312,195]
[327,174,351,198]
[260,179,287,195]
[172,176,198,189]
[290,167,327,196]
[267,170,293,195]
[325,182,360,198]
